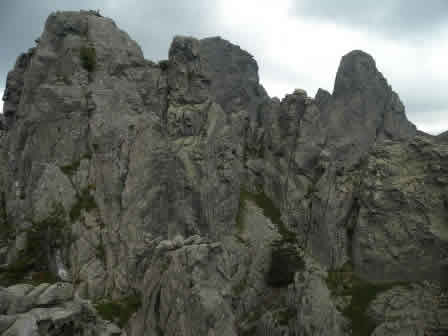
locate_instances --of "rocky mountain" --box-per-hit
[0,10,447,336]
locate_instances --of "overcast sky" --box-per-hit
[1,1,447,134]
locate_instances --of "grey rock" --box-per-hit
[130,238,238,336]
[199,36,267,118]
[0,316,17,334]
[1,9,446,336]
[34,283,73,306]
[5,285,33,297]
[0,281,124,336]
[287,259,349,336]
[367,283,438,336]
[1,315,38,336]
[352,135,448,282]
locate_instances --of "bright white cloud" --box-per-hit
[415,119,448,135]
[215,0,448,134]
[1,1,447,133]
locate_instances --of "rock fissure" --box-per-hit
[1,10,446,336]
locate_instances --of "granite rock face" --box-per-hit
[0,10,446,336]
[0,282,122,336]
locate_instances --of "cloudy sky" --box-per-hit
[1,1,447,134]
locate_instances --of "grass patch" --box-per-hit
[96,240,106,263]
[158,60,169,70]
[243,189,296,243]
[235,190,249,235]
[31,271,58,285]
[29,203,67,253]
[60,153,92,177]
[240,309,264,336]
[239,306,296,336]
[236,188,303,287]
[69,187,98,221]
[95,294,142,327]
[272,307,297,326]
[233,269,249,295]
[0,192,13,240]
[237,188,295,240]
[0,204,67,286]
[245,142,265,161]
[0,258,33,286]
[80,46,96,72]
[0,260,57,287]
[60,161,81,177]
[326,263,411,336]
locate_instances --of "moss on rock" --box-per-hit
[272,307,297,326]
[60,153,92,177]
[95,294,142,327]
[69,187,98,221]
[0,204,67,286]
[236,188,303,287]
[0,192,14,241]
[326,263,410,335]
[236,188,295,241]
[80,46,96,72]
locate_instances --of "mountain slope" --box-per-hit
[0,10,446,336]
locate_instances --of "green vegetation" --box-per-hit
[326,263,410,336]
[0,204,67,286]
[69,187,98,221]
[0,261,57,287]
[236,188,287,236]
[29,203,67,254]
[0,192,14,240]
[240,309,264,336]
[96,242,106,262]
[235,190,249,235]
[0,258,33,286]
[95,294,142,327]
[60,153,92,177]
[158,60,170,70]
[240,188,296,243]
[272,307,297,326]
[236,188,303,287]
[239,306,296,336]
[80,46,96,72]
[30,271,58,285]
[245,142,265,161]
[60,161,81,177]
[233,269,249,295]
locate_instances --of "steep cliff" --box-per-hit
[0,10,446,336]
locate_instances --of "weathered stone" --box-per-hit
[1,9,447,336]
[35,283,73,306]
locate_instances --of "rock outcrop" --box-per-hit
[0,10,446,336]
[0,282,122,335]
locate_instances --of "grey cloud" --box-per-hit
[103,0,219,61]
[0,0,105,86]
[1,1,447,134]
[403,93,448,127]
[294,0,448,38]
[0,0,218,88]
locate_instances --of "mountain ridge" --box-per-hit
[0,10,446,336]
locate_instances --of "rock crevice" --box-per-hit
[0,10,445,336]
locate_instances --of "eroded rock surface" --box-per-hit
[0,10,446,336]
[0,282,122,336]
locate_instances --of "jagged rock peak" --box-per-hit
[169,35,200,60]
[333,49,387,96]
[2,10,443,336]
[328,48,416,146]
